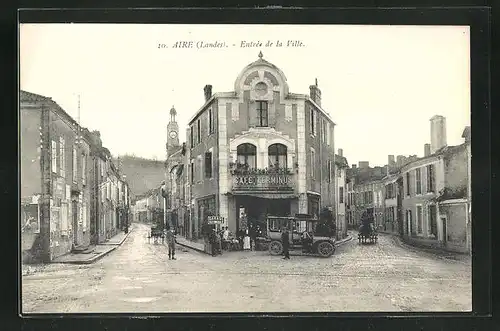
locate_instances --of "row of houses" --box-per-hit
[346,115,471,254]
[134,53,350,241]
[20,90,132,263]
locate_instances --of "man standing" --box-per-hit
[281,227,290,259]
[166,229,176,260]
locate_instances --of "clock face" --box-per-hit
[169,131,177,139]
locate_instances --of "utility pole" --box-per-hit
[39,103,52,262]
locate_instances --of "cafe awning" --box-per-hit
[227,192,298,199]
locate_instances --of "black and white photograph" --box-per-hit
[20,23,472,313]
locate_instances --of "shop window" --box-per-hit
[268,143,287,168]
[237,143,257,169]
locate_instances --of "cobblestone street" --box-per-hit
[22,223,471,313]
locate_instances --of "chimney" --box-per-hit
[430,115,447,154]
[309,78,322,107]
[338,148,343,157]
[359,161,369,169]
[396,155,404,166]
[204,85,213,102]
[424,144,431,157]
[388,155,395,166]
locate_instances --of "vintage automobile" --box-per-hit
[266,214,336,258]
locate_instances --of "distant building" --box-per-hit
[346,163,387,228]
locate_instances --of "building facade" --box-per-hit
[20,90,130,263]
[164,53,339,238]
[335,149,349,238]
[399,116,470,253]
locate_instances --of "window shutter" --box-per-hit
[248,102,258,127]
[268,102,276,127]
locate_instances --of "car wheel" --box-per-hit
[269,240,283,256]
[317,241,334,257]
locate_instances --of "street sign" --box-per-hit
[207,216,225,224]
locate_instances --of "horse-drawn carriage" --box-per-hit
[358,211,378,244]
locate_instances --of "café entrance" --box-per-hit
[235,195,293,231]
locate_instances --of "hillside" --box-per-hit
[114,155,165,198]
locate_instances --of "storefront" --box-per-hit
[234,195,296,232]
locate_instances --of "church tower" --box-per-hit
[166,106,180,157]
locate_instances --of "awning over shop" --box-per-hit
[228,192,298,199]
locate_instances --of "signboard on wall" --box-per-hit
[207,216,225,224]
[232,174,294,192]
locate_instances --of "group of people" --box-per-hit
[207,224,265,256]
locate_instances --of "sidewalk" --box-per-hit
[51,225,134,264]
[390,233,471,264]
[175,236,205,254]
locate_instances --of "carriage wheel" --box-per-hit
[269,240,283,256]
[317,242,335,258]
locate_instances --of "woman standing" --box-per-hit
[243,228,251,250]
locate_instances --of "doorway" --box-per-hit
[440,216,447,243]
[406,210,412,236]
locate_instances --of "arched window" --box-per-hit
[237,143,257,169]
[268,143,287,168]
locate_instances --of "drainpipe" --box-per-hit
[40,103,52,262]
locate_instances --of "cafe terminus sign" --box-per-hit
[232,174,294,191]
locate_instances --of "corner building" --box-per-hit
[185,54,337,236]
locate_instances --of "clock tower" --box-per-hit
[166,106,180,156]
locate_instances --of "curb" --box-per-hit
[53,226,134,265]
[175,240,209,255]
[391,234,470,263]
[335,236,353,247]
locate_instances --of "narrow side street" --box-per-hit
[22,223,471,313]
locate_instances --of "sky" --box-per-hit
[20,24,470,167]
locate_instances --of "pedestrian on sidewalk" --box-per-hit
[166,229,176,260]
